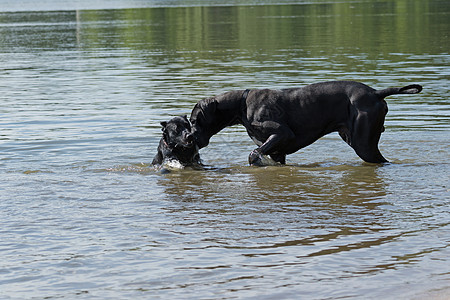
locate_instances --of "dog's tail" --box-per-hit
[375,84,422,98]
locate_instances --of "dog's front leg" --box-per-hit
[152,149,164,166]
[270,153,286,164]
[249,133,289,166]
[248,149,263,166]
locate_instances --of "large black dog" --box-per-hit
[189,81,422,165]
[152,115,200,167]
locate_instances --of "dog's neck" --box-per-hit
[192,89,251,148]
[241,89,251,104]
[215,89,250,127]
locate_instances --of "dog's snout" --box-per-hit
[186,133,194,142]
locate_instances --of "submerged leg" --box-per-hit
[353,143,388,163]
[248,127,293,166]
[270,153,286,164]
[351,111,388,163]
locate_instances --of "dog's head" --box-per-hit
[153,115,201,167]
[161,115,195,149]
[189,97,218,149]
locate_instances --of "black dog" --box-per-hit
[152,115,200,167]
[189,81,422,165]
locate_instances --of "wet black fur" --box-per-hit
[152,115,200,166]
[189,81,422,165]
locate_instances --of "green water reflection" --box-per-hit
[78,1,448,55]
[1,0,448,55]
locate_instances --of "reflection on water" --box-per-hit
[156,161,448,298]
[0,0,449,299]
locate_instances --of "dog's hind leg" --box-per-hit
[350,111,388,163]
[352,140,387,163]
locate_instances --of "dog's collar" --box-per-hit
[239,89,251,116]
[241,89,251,102]
[162,137,170,148]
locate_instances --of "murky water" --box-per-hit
[1,0,449,299]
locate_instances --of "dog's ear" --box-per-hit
[160,121,167,131]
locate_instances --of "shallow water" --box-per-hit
[0,0,449,299]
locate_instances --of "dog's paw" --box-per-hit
[249,150,280,166]
[249,149,263,166]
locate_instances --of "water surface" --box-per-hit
[0,0,449,299]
